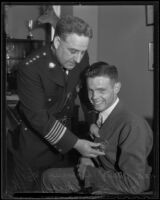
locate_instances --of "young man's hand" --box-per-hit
[77,157,94,180]
[89,123,100,139]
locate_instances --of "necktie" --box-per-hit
[92,113,104,167]
[96,114,103,128]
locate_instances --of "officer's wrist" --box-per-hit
[73,139,81,150]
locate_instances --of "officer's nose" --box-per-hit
[74,52,82,63]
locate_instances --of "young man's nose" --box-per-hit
[92,92,99,100]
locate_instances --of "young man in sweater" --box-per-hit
[41,61,153,194]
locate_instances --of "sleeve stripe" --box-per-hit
[44,120,67,144]
[49,124,64,142]
[45,120,62,140]
[45,120,60,140]
[48,122,60,140]
[51,127,66,144]
[47,121,59,138]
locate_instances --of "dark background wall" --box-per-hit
[97,6,153,119]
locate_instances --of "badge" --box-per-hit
[49,62,55,68]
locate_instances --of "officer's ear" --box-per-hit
[54,36,61,49]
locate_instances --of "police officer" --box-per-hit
[13,15,104,191]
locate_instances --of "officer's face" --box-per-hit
[87,76,121,112]
[54,33,90,70]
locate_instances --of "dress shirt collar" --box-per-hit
[99,97,119,124]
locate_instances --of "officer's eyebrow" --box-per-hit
[68,47,78,51]
[68,48,85,54]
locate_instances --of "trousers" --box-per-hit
[41,166,113,194]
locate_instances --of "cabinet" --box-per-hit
[6,38,45,93]
[6,38,45,106]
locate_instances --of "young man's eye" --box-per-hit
[99,89,106,94]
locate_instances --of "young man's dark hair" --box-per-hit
[85,61,118,82]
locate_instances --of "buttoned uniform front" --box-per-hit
[17,44,90,170]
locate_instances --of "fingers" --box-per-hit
[88,141,101,147]
[94,133,100,138]
[80,157,94,167]
[90,124,100,138]
[90,134,95,140]
[90,132,100,139]
[91,146,105,155]
[77,164,86,180]
[86,150,105,157]
[84,141,105,157]
[74,139,105,158]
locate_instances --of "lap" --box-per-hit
[42,167,81,193]
[43,167,76,178]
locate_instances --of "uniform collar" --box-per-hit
[45,45,66,87]
[48,45,88,90]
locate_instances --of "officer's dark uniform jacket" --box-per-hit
[17,44,91,169]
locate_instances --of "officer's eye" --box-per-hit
[68,49,78,54]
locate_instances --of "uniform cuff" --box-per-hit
[44,119,78,154]
[55,129,78,154]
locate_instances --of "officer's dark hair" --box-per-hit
[85,61,119,82]
[54,15,93,40]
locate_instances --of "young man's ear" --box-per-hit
[114,82,121,94]
[53,36,60,49]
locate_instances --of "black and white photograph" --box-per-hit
[1,2,159,199]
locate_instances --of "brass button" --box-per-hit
[24,127,28,131]
[49,62,55,68]
[48,98,52,102]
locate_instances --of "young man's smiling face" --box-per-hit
[87,76,121,112]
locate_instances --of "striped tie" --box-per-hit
[96,114,103,128]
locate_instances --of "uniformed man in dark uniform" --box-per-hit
[10,15,104,192]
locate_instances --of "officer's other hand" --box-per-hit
[73,139,105,158]
[89,123,100,139]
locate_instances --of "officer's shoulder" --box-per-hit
[22,45,50,67]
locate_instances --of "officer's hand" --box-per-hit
[73,139,105,158]
[90,123,100,139]
[77,157,94,180]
